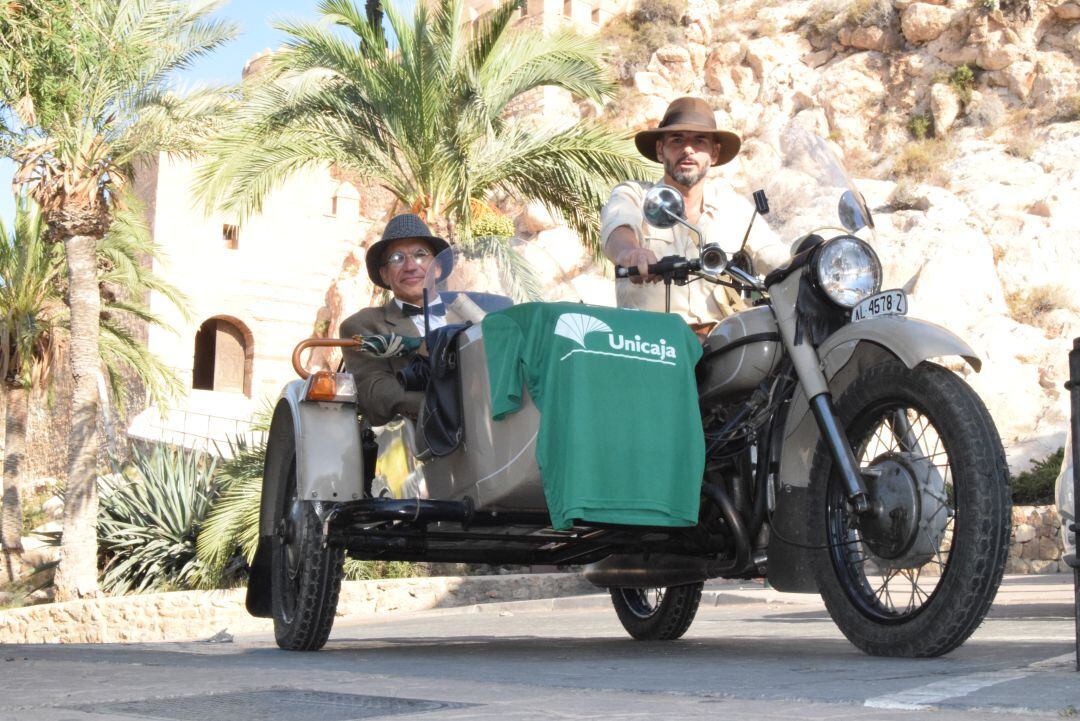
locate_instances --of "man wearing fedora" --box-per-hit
[340,213,450,425]
[602,96,788,322]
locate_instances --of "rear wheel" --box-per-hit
[809,360,1010,657]
[610,583,703,640]
[270,440,345,651]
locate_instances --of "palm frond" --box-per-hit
[462,235,544,304]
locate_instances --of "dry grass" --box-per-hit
[1005,126,1038,160]
[892,138,952,183]
[805,0,892,37]
[1005,284,1074,327]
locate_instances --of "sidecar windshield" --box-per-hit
[752,124,876,248]
[420,244,521,326]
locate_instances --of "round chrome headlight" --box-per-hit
[814,236,882,308]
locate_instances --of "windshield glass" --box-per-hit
[748,124,876,250]
[420,245,522,326]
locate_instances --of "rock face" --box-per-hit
[531,0,1080,473]
[901,3,954,43]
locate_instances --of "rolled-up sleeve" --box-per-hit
[600,182,648,255]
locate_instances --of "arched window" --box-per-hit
[192,316,253,396]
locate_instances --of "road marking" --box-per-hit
[864,654,1075,711]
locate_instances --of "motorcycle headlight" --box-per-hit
[814,236,882,308]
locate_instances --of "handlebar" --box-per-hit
[615,253,767,292]
[614,255,698,279]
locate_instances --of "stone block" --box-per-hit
[1013,522,1037,544]
[901,4,953,44]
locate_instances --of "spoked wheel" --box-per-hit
[809,360,1010,657]
[270,438,345,651]
[610,582,703,640]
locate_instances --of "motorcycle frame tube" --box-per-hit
[767,318,982,592]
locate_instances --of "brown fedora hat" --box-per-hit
[634,96,741,166]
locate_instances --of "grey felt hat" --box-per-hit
[366,214,450,289]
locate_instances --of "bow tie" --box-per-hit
[401,302,445,317]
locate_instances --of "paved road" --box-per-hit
[1,575,1077,721]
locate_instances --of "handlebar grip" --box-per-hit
[615,256,695,279]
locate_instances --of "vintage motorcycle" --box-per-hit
[245,125,1011,657]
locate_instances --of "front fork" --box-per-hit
[769,273,875,518]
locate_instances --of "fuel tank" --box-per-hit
[698,306,782,406]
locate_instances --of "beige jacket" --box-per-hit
[600,180,790,322]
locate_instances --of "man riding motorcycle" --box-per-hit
[602,96,789,322]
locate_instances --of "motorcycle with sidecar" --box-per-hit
[245,125,1011,656]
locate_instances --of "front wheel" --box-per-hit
[809,360,1010,657]
[609,583,703,640]
[270,436,345,651]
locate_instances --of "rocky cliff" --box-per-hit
[597,0,1080,470]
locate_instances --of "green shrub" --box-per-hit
[948,64,975,105]
[98,445,219,594]
[1011,447,1062,505]
[907,113,933,140]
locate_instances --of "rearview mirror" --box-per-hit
[643,185,685,229]
[838,190,872,233]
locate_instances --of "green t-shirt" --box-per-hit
[482,302,704,530]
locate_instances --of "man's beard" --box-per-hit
[665,157,709,187]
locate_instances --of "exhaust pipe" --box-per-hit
[583,482,755,588]
[583,553,713,588]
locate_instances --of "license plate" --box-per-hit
[851,290,907,322]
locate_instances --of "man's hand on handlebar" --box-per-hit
[614,247,661,284]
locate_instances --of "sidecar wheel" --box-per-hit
[808,360,1010,657]
[609,583,703,640]
[270,439,345,652]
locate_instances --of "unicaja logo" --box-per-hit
[608,334,676,360]
[554,312,676,366]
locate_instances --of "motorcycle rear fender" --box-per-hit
[766,316,981,593]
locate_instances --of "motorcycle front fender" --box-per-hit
[767,316,982,593]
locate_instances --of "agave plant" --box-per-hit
[98,444,219,594]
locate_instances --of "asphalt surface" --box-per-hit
[1,574,1077,721]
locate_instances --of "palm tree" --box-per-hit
[197,0,649,264]
[0,0,236,600]
[0,193,189,583]
[0,195,60,583]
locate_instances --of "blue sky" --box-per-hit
[0,0,410,229]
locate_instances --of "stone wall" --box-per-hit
[1007,504,1069,574]
[0,573,595,645]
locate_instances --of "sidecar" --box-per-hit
[246,251,735,651]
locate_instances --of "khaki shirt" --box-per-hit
[600,180,790,323]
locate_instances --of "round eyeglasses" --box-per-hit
[382,248,434,267]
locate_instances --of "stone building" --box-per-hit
[125,154,372,449]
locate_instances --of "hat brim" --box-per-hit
[634,126,741,166]
[366,234,451,290]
